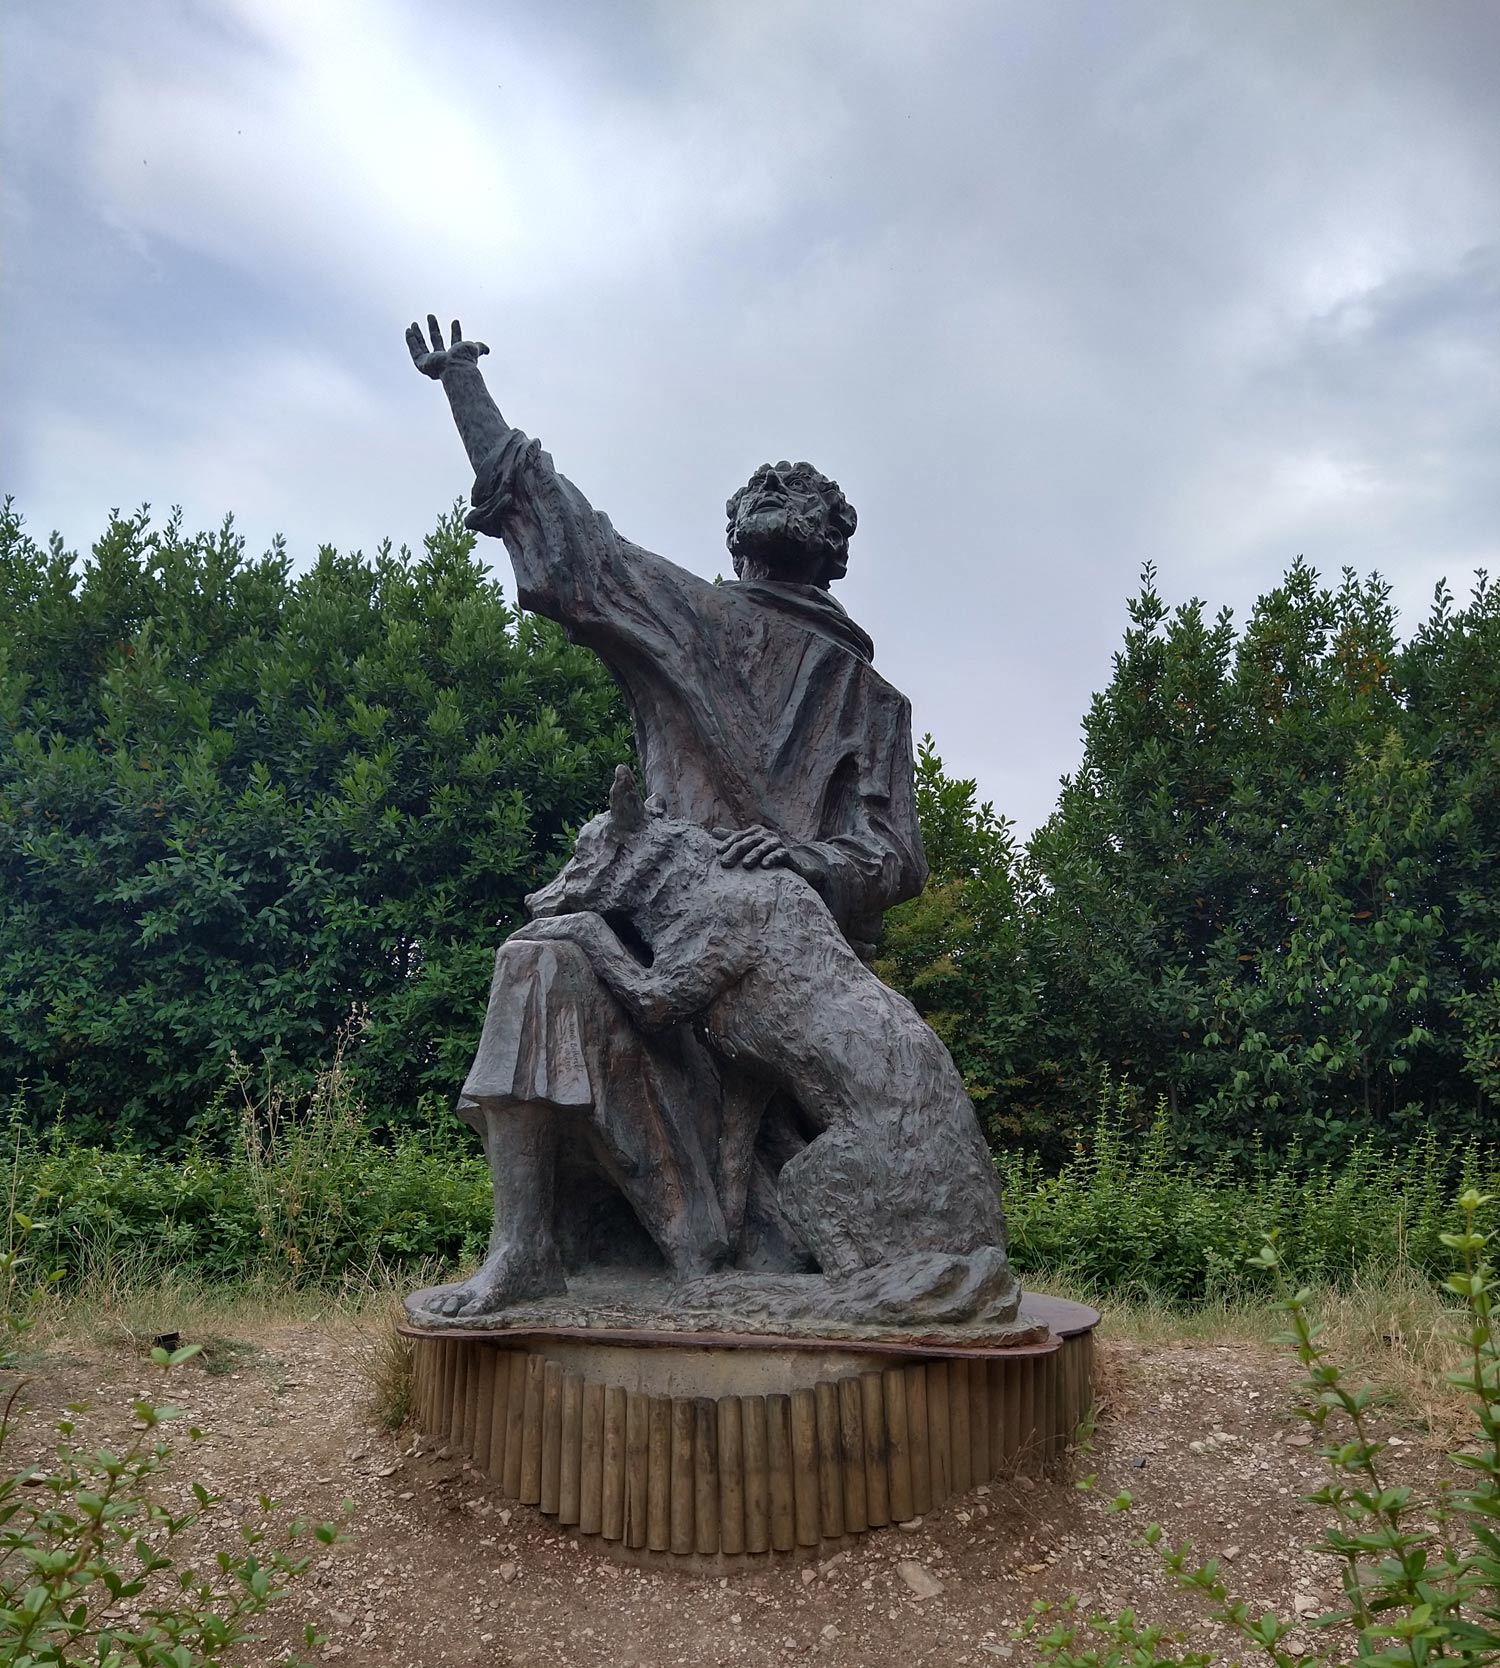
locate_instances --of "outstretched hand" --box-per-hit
[406,314,489,379]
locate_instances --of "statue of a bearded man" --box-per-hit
[406,317,1016,1330]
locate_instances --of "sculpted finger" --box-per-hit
[406,322,428,363]
[718,829,765,866]
[747,837,785,868]
[451,318,463,345]
[427,312,445,351]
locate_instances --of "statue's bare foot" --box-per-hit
[417,1243,566,1319]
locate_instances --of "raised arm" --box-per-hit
[406,315,511,474]
[407,313,714,656]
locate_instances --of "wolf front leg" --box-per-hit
[509,913,731,1030]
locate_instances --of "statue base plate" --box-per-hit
[399,1292,1098,1569]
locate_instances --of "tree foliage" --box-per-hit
[874,737,1042,1140]
[4,494,1499,1166]
[890,560,1500,1164]
[0,500,630,1143]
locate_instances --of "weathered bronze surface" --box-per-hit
[404,316,1019,1332]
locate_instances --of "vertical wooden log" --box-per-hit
[969,1358,991,1482]
[412,1342,427,1429]
[462,1345,482,1457]
[540,1360,564,1514]
[519,1354,546,1505]
[693,1398,720,1555]
[436,1340,456,1440]
[624,1391,650,1548]
[986,1359,1008,1479]
[426,1341,442,1437]
[1060,1339,1077,1446]
[766,1393,796,1552]
[579,1381,605,1535]
[601,1384,627,1541]
[1045,1350,1063,1463]
[670,1398,695,1556]
[905,1364,931,1516]
[950,1361,973,1496]
[926,1361,952,1508]
[1061,1347,1074,1454]
[449,1343,469,1449]
[1081,1331,1096,1427]
[790,1388,820,1547]
[558,1371,583,1525]
[485,1351,512,1483]
[838,1376,868,1534]
[451,1341,468,1443]
[503,1351,527,1497]
[1035,1351,1054,1464]
[647,1395,673,1553]
[884,1368,914,1524]
[422,1341,438,1430]
[1000,1357,1025,1468]
[471,1347,496,1472]
[994,1361,1014,1467]
[859,1372,889,1528]
[1017,1354,1038,1475]
[815,1381,844,1541]
[411,1342,427,1429]
[718,1396,746,1555]
[742,1395,771,1555]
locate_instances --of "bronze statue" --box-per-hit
[406,316,1017,1328]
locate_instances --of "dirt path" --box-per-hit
[7,1323,1436,1665]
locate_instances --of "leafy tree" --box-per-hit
[1027,559,1492,1162]
[875,737,1045,1146]
[0,500,630,1143]
[1403,571,1500,1121]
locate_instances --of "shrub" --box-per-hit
[1001,1091,1470,1304]
[1024,1192,1500,1666]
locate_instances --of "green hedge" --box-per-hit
[6,1093,1479,1307]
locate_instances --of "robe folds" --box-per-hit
[459,430,928,1272]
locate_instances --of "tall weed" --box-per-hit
[1002,1096,1478,1304]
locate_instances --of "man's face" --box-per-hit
[727,463,834,583]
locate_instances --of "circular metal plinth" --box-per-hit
[403,1295,1098,1570]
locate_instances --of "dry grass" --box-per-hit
[353,1299,416,1431]
[23,1250,444,1351]
[1041,1261,1471,1435]
[18,1258,1473,1441]
[17,1252,435,1431]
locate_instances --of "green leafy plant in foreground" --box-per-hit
[0,1209,345,1665]
[1025,1191,1500,1666]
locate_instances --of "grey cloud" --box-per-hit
[4,0,1500,834]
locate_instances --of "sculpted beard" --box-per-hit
[729,501,829,580]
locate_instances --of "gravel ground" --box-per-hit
[6,1322,1441,1666]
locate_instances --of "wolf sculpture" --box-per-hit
[511,766,1021,1327]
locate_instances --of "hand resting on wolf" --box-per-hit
[509,766,1019,1326]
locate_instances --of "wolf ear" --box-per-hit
[608,764,647,831]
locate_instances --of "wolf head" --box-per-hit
[525,765,688,920]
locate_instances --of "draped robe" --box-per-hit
[458,430,928,1274]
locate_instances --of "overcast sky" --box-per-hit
[4,0,1499,834]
